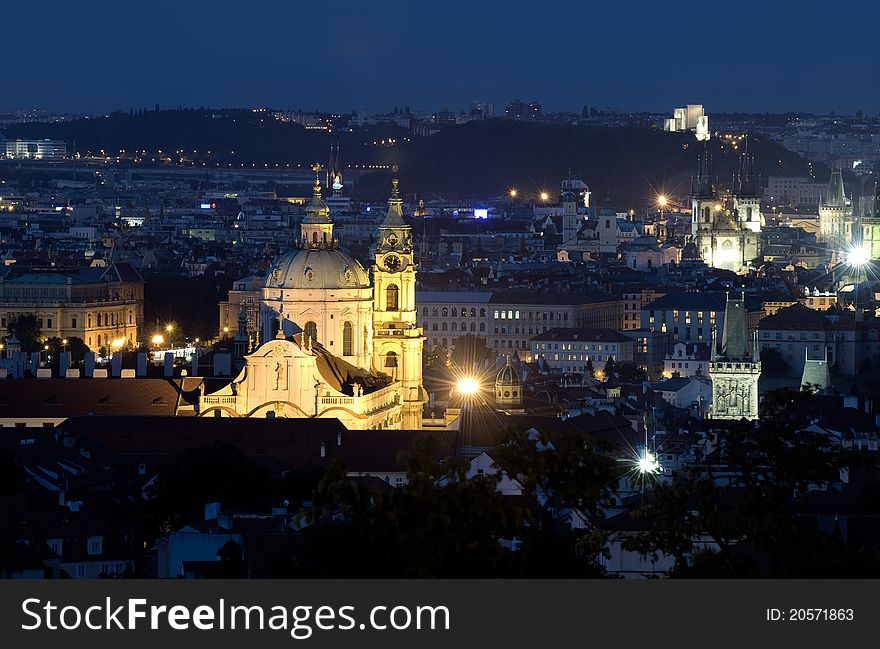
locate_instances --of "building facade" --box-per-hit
[200,168,425,429]
[0,263,144,352]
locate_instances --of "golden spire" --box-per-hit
[312,163,323,199]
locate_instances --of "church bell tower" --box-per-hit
[372,168,426,429]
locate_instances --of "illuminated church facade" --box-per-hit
[199,166,426,429]
[690,147,762,272]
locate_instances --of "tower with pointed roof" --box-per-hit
[691,145,761,271]
[732,143,762,235]
[709,292,761,420]
[691,143,718,240]
[326,144,343,193]
[371,168,426,428]
[818,169,853,253]
[858,181,880,260]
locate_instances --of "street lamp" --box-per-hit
[456,377,480,396]
[509,189,518,199]
[539,192,549,202]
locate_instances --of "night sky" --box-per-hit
[7,0,879,115]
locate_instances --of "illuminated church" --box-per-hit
[199,166,426,429]
[690,147,761,271]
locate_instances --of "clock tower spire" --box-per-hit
[372,167,426,429]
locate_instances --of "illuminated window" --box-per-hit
[386,284,399,311]
[342,321,353,356]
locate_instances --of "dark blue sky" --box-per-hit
[7,0,879,115]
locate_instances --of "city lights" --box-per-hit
[165,324,174,332]
[540,192,549,202]
[657,194,668,208]
[509,189,517,198]
[457,377,480,396]
[636,449,662,475]
[152,334,165,345]
[847,245,870,267]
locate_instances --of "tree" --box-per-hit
[614,362,647,383]
[623,407,880,577]
[449,334,494,371]
[145,443,271,534]
[7,314,42,351]
[760,347,792,377]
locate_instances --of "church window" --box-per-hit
[386,284,399,311]
[384,351,398,368]
[342,321,353,356]
[305,321,318,342]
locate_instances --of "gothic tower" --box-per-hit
[372,170,426,429]
[859,181,880,260]
[691,144,718,240]
[709,292,761,420]
[818,169,853,256]
[732,144,762,235]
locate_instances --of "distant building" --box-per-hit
[0,263,144,352]
[817,169,854,256]
[530,328,634,374]
[3,138,67,160]
[663,341,710,378]
[505,99,542,121]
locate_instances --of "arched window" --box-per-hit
[442,322,448,331]
[422,307,428,316]
[451,307,457,317]
[312,231,318,243]
[605,219,611,229]
[479,323,486,332]
[470,308,476,317]
[470,322,476,332]
[384,351,398,368]
[386,284,399,311]
[480,308,486,317]
[342,321,353,356]
[305,321,318,342]
[451,322,457,331]
[461,322,467,332]
[441,307,448,317]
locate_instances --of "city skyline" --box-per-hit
[5,0,878,115]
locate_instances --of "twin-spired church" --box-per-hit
[199,168,426,430]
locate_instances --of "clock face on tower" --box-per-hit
[384,254,401,272]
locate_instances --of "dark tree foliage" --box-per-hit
[7,314,42,351]
[760,347,792,376]
[623,390,880,577]
[280,431,619,578]
[146,443,271,534]
[449,334,494,371]
[144,275,233,339]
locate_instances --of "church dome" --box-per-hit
[264,247,370,291]
[495,355,521,387]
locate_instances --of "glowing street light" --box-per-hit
[111,338,124,349]
[539,192,549,202]
[457,377,480,396]
[165,324,174,333]
[509,189,518,198]
[223,326,230,334]
[636,449,662,475]
[152,334,165,345]
[657,194,668,208]
[848,245,870,267]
